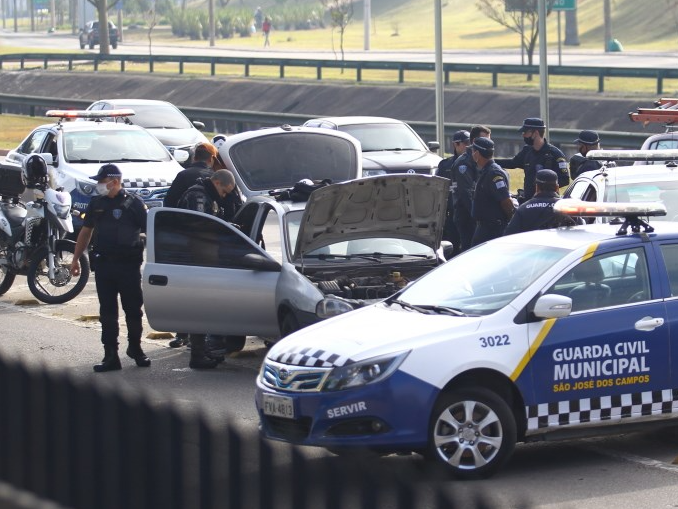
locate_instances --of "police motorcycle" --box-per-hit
[0,155,89,303]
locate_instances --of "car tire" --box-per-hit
[111,41,118,49]
[280,313,300,337]
[79,41,85,49]
[89,41,94,49]
[425,387,516,480]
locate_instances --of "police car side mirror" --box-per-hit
[39,153,54,166]
[533,294,572,319]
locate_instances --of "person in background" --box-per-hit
[569,130,603,179]
[495,117,569,202]
[437,130,470,256]
[70,164,150,372]
[470,137,514,246]
[262,17,272,47]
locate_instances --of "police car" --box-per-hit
[3,109,187,226]
[255,200,678,478]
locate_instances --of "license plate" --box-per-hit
[145,200,164,208]
[262,393,295,419]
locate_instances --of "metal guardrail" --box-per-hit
[1,53,678,94]
[0,93,650,151]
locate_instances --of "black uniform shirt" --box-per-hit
[569,154,603,179]
[451,148,478,212]
[496,140,569,199]
[472,160,510,222]
[163,162,212,208]
[504,191,580,235]
[84,190,147,256]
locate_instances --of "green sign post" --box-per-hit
[505,0,576,11]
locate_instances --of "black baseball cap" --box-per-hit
[452,130,470,143]
[574,130,600,145]
[519,117,545,132]
[472,137,494,158]
[89,163,122,181]
[536,169,558,185]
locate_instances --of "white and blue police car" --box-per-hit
[255,200,678,478]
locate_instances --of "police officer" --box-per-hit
[496,117,569,201]
[164,142,220,208]
[70,164,150,372]
[470,137,514,246]
[569,130,603,179]
[452,125,492,253]
[437,130,470,253]
[505,169,580,235]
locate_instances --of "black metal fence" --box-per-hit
[0,354,514,509]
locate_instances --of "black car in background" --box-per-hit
[79,20,118,49]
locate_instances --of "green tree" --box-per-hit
[320,0,354,66]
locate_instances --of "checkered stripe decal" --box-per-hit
[123,178,172,188]
[271,346,353,368]
[526,389,678,431]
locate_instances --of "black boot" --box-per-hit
[126,343,151,367]
[189,335,219,369]
[94,344,122,373]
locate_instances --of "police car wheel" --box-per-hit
[427,387,516,479]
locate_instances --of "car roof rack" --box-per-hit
[555,199,666,235]
[629,98,678,126]
[586,149,678,162]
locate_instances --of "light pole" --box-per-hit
[434,0,444,157]
[538,0,549,139]
[363,0,370,50]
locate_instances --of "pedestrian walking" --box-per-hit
[504,169,580,235]
[470,137,514,247]
[452,125,492,253]
[569,130,603,179]
[495,117,569,202]
[262,17,271,47]
[70,164,150,372]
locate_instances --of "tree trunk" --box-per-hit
[98,2,110,55]
[564,8,579,45]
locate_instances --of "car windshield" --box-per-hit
[604,180,678,221]
[229,132,358,192]
[339,123,427,152]
[63,129,172,163]
[122,104,193,130]
[285,210,435,259]
[397,241,568,316]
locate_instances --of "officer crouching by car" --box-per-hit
[504,169,581,235]
[70,164,150,372]
[470,137,515,247]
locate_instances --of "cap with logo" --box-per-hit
[89,163,122,181]
[518,117,545,132]
[574,130,600,145]
[535,169,558,185]
[453,130,470,143]
[472,137,494,158]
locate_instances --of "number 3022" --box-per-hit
[478,335,510,348]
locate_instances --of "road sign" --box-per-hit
[505,0,576,11]
[551,0,576,10]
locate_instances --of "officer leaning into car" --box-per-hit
[504,169,581,235]
[495,117,569,202]
[569,129,603,179]
[470,137,515,247]
[70,164,150,373]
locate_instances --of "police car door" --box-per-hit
[654,241,678,390]
[525,244,671,429]
[143,208,281,337]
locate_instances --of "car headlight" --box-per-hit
[322,351,409,392]
[316,297,357,319]
[75,179,95,196]
[362,169,387,177]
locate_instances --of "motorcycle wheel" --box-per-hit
[27,242,90,304]
[0,234,15,296]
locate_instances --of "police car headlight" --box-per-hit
[75,179,95,195]
[316,297,356,318]
[322,351,409,392]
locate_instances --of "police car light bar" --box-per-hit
[586,149,678,162]
[45,109,136,119]
[554,199,667,218]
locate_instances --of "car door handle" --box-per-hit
[634,316,664,331]
[148,275,168,286]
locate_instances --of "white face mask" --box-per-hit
[95,183,109,196]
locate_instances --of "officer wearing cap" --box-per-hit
[470,137,514,246]
[71,164,150,372]
[451,125,492,253]
[436,130,470,253]
[569,130,603,179]
[495,117,569,201]
[505,169,580,235]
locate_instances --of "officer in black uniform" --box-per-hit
[70,164,150,373]
[569,130,603,179]
[495,117,569,201]
[470,137,515,246]
[451,125,492,253]
[437,130,470,254]
[504,169,580,235]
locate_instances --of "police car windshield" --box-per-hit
[399,242,568,316]
[64,130,171,163]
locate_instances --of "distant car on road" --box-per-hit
[303,116,442,177]
[79,20,118,50]
[85,99,208,156]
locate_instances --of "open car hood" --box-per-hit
[294,174,448,256]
